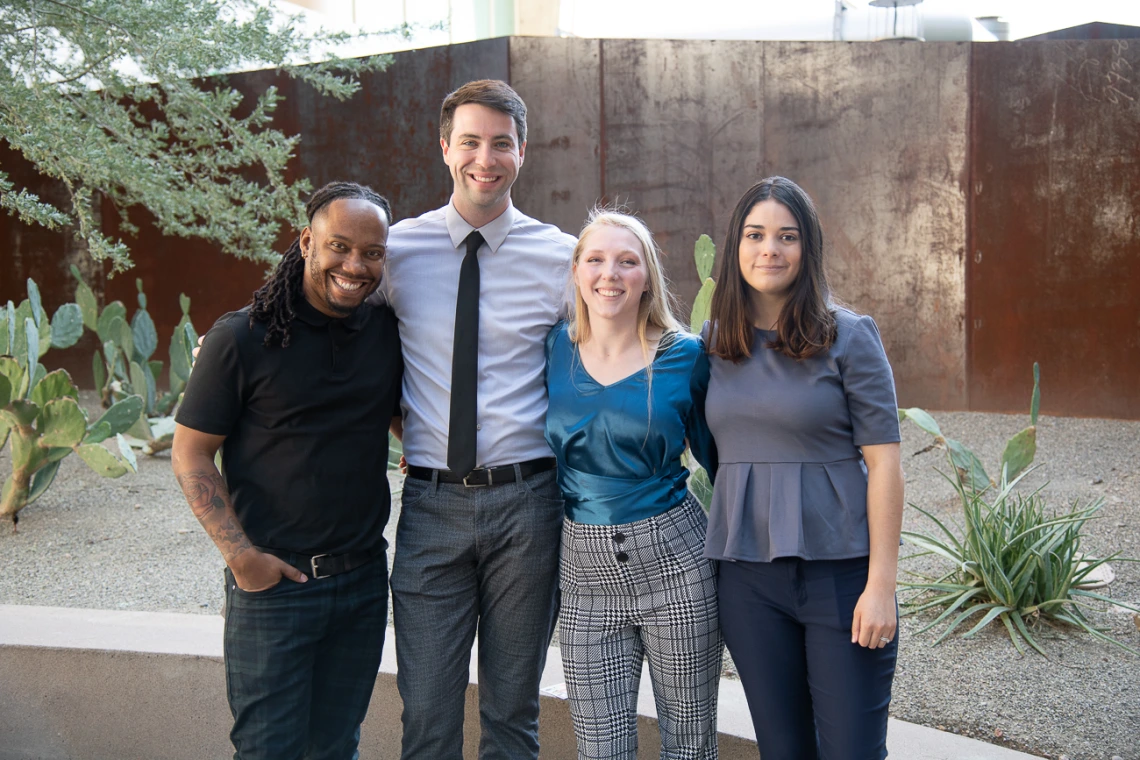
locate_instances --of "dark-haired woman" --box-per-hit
[704,177,904,759]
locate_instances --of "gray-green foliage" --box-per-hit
[81,267,196,421]
[0,0,392,272]
[687,235,716,508]
[901,468,1138,656]
[1,279,140,530]
[689,234,716,334]
[899,363,1041,493]
[899,365,1138,656]
[73,268,198,454]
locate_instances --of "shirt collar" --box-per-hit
[445,199,516,254]
[293,292,368,330]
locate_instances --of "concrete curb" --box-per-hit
[0,605,1039,759]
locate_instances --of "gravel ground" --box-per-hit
[2,394,1138,759]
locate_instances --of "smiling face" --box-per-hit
[573,224,649,326]
[300,198,389,318]
[737,199,803,318]
[441,103,525,227]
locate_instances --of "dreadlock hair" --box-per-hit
[248,181,392,348]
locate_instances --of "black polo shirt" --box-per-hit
[175,299,402,557]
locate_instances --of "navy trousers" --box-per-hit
[223,555,388,760]
[718,556,896,760]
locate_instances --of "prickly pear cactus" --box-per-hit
[79,270,195,422]
[0,367,141,531]
[1,277,143,530]
[685,234,719,509]
[689,234,717,334]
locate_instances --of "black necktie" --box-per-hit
[447,230,484,477]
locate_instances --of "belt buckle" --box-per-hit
[462,468,491,488]
[310,554,331,579]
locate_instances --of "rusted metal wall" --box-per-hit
[512,38,968,411]
[968,40,1140,419]
[759,41,970,411]
[3,37,1137,418]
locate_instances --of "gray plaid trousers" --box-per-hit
[559,493,722,760]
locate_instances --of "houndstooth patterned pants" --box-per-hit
[559,493,722,760]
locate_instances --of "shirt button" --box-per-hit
[476,424,482,430]
[615,551,629,563]
[612,532,625,544]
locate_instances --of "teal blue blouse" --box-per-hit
[543,321,717,525]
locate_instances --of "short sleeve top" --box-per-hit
[544,321,717,525]
[703,308,900,562]
[175,300,403,557]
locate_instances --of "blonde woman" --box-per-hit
[544,210,721,759]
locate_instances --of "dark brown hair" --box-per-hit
[439,79,527,145]
[709,176,836,362]
[248,182,391,348]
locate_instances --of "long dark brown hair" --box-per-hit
[248,181,391,348]
[709,176,836,362]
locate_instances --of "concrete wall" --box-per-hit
[0,606,760,760]
[0,606,1037,760]
[2,38,1136,417]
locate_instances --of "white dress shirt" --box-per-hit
[377,200,576,469]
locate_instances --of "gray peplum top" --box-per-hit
[703,308,901,562]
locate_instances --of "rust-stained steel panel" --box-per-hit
[0,144,110,385]
[290,38,509,223]
[763,41,970,411]
[600,39,765,308]
[510,37,602,237]
[969,40,1140,419]
[5,37,1137,419]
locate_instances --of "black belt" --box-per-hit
[406,457,556,487]
[259,546,383,580]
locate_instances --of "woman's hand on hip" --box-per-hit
[851,583,897,649]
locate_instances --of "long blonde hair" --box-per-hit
[568,208,684,356]
[567,210,683,449]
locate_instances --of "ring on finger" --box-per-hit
[879,636,891,644]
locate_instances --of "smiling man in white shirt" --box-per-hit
[376,79,576,760]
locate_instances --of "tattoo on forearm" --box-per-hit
[176,469,252,562]
[176,470,226,519]
[214,515,253,563]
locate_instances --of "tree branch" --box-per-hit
[47,51,117,86]
[35,0,133,37]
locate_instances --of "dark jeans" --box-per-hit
[390,466,564,760]
[718,556,897,760]
[223,554,388,760]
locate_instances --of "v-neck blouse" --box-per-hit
[544,321,717,525]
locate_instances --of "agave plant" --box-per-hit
[899,363,1040,493]
[901,465,1139,657]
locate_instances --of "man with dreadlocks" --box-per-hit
[376,80,575,759]
[171,181,402,760]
